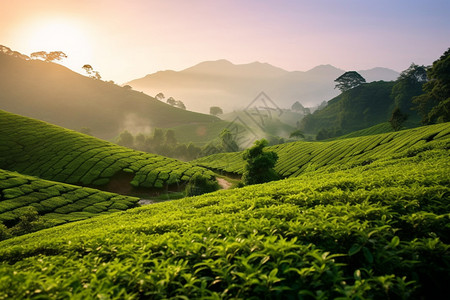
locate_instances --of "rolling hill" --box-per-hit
[298,80,422,137]
[192,122,450,176]
[126,60,399,113]
[0,52,220,140]
[0,110,215,193]
[0,130,448,299]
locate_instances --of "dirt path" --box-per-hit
[216,177,232,189]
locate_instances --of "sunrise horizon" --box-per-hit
[1,0,449,83]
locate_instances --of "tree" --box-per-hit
[45,51,67,62]
[0,45,30,60]
[30,51,67,62]
[117,130,134,148]
[167,97,176,106]
[155,93,165,101]
[185,174,219,196]
[289,129,305,139]
[389,107,408,131]
[175,100,186,110]
[413,48,450,124]
[82,64,101,80]
[334,71,366,92]
[291,101,304,112]
[164,129,177,146]
[220,129,239,152]
[210,106,223,116]
[391,63,427,112]
[242,139,279,185]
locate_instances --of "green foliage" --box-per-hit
[0,110,215,190]
[289,129,304,139]
[0,142,449,298]
[185,174,220,196]
[413,48,450,124]
[193,122,450,178]
[301,81,396,136]
[242,139,279,185]
[389,107,408,131]
[0,169,139,240]
[334,71,366,92]
[391,63,427,114]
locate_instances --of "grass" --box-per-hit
[0,136,448,298]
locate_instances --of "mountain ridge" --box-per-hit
[126,60,399,113]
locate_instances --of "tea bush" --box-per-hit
[0,110,215,189]
[0,142,448,298]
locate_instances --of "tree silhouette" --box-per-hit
[210,106,223,116]
[31,51,67,62]
[389,107,408,131]
[334,71,366,92]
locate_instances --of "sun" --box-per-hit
[23,17,94,70]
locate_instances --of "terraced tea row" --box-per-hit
[0,168,139,231]
[0,143,448,298]
[0,110,214,190]
[193,122,450,177]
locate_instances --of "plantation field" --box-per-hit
[0,168,139,232]
[193,122,450,176]
[0,141,448,298]
[0,110,215,190]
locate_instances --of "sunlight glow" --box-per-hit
[22,18,95,72]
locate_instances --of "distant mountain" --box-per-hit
[0,53,220,140]
[126,60,399,113]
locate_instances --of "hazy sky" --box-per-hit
[1,0,449,83]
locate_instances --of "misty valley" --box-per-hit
[0,44,449,299]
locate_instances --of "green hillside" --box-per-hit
[0,168,138,234]
[192,122,450,176]
[299,81,420,137]
[0,52,220,140]
[0,139,448,298]
[0,110,214,192]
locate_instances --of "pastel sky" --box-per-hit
[1,0,449,83]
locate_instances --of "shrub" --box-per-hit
[242,139,279,185]
[185,174,219,196]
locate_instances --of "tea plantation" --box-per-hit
[0,168,139,235]
[193,122,450,177]
[0,132,449,299]
[0,110,214,190]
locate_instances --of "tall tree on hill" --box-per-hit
[166,97,176,106]
[82,64,102,80]
[389,107,408,131]
[155,93,165,101]
[413,48,450,124]
[291,101,304,112]
[210,106,223,116]
[391,63,427,113]
[334,71,366,92]
[242,139,279,185]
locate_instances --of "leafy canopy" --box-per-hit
[413,48,450,124]
[334,71,366,92]
[242,139,278,185]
